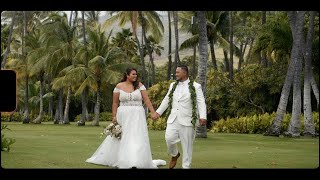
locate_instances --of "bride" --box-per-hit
[86,68,166,168]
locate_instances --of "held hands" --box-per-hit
[199,119,207,126]
[151,112,160,121]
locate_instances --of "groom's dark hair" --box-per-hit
[177,65,189,75]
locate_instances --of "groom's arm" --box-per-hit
[156,83,174,116]
[195,84,207,120]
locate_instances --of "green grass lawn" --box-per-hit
[1,122,319,169]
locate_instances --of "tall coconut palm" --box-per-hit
[1,11,16,69]
[3,11,48,123]
[205,11,228,70]
[75,11,89,126]
[195,11,208,138]
[303,11,316,136]
[229,11,234,81]
[284,11,306,137]
[103,11,164,85]
[264,11,306,136]
[167,11,173,80]
[173,11,181,70]
[111,28,138,62]
[254,12,292,64]
[139,11,157,86]
[26,30,50,124]
[233,11,251,70]
[43,12,78,124]
[73,24,129,126]
[75,52,124,126]
[261,11,268,67]
[179,11,198,79]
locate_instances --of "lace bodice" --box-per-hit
[113,85,146,106]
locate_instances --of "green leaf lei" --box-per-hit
[165,79,197,126]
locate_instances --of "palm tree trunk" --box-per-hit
[209,41,217,70]
[261,11,268,67]
[1,11,16,69]
[173,11,180,66]
[79,88,87,126]
[303,11,316,137]
[238,17,247,70]
[310,74,319,108]
[54,97,59,124]
[22,11,29,124]
[73,11,78,29]
[246,37,254,63]
[223,50,229,73]
[196,11,208,138]
[86,106,90,121]
[229,11,234,81]
[58,89,64,123]
[139,12,155,85]
[92,81,101,126]
[167,11,172,80]
[238,41,247,70]
[78,11,88,126]
[135,34,146,85]
[264,11,305,136]
[69,11,73,27]
[48,80,53,118]
[32,75,44,124]
[23,75,29,123]
[130,11,146,85]
[192,45,196,79]
[286,46,303,137]
[63,85,72,124]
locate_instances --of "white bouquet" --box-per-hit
[103,122,122,139]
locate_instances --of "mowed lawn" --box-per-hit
[1,122,319,169]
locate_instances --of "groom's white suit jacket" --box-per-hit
[156,79,207,127]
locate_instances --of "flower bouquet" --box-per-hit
[103,122,122,139]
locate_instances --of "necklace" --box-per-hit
[165,78,197,126]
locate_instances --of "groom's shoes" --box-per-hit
[169,152,180,169]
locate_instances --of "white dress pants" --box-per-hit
[165,119,195,168]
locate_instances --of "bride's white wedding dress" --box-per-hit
[86,85,166,168]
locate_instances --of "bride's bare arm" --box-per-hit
[140,84,156,114]
[112,89,120,123]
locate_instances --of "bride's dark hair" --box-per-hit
[121,68,139,90]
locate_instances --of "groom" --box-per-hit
[153,65,207,169]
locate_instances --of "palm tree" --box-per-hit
[173,11,181,70]
[195,11,208,138]
[73,23,129,126]
[229,11,234,81]
[111,28,138,62]
[103,11,164,85]
[261,11,268,67]
[264,11,306,137]
[76,11,89,126]
[2,11,49,123]
[179,11,198,79]
[303,11,316,136]
[139,11,155,85]
[179,11,232,73]
[74,52,124,126]
[26,30,50,124]
[284,11,306,137]
[253,12,292,65]
[1,11,16,69]
[43,12,78,124]
[167,11,173,80]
